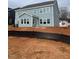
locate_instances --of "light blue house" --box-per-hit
[15,0,59,27]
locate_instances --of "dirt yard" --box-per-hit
[8,26,70,35]
[9,36,70,59]
[9,26,70,59]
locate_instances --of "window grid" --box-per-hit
[24,19,26,24]
[21,19,30,24]
[40,19,42,24]
[21,19,23,24]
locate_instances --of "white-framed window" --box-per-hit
[33,9,37,14]
[47,19,50,24]
[21,19,23,24]
[39,8,42,13]
[40,18,50,24]
[27,19,29,24]
[24,19,26,24]
[46,7,50,13]
[27,21,29,24]
[40,19,42,24]
[21,18,30,24]
[43,22,46,24]
[43,8,46,13]
[43,19,47,24]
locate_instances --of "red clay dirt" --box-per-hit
[8,26,70,35]
[9,36,70,59]
[9,26,70,59]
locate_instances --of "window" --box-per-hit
[24,19,26,24]
[27,19,29,21]
[40,19,42,24]
[34,10,36,14]
[21,19,23,24]
[34,9,38,14]
[47,19,50,24]
[33,20,35,24]
[27,19,29,24]
[47,8,49,11]
[46,7,50,13]
[27,21,29,24]
[40,9,42,13]
[43,22,46,24]
[40,10,42,13]
[44,8,45,13]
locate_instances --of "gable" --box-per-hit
[19,13,32,18]
[19,13,31,18]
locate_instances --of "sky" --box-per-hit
[8,0,70,10]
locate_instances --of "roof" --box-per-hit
[8,8,12,12]
[13,0,55,11]
[23,1,54,8]
[13,8,21,10]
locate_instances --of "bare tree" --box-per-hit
[59,7,70,20]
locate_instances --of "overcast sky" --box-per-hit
[8,0,70,10]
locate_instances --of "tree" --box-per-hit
[59,7,70,20]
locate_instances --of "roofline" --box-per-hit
[19,13,32,18]
[15,1,55,11]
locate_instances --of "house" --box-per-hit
[8,8,15,25]
[15,0,59,27]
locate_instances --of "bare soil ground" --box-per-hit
[9,26,70,59]
[9,36,70,59]
[8,25,70,35]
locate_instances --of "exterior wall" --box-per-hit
[15,4,57,27]
[15,9,33,27]
[18,14,33,27]
[31,5,54,27]
[53,1,60,27]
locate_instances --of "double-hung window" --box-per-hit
[40,19,42,24]
[21,19,23,24]
[47,19,50,24]
[24,19,26,24]
[27,19,29,24]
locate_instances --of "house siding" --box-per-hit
[15,1,59,27]
[53,1,60,27]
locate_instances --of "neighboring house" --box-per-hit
[15,0,59,27]
[8,8,15,25]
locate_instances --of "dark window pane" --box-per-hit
[40,19,42,24]
[21,19,23,24]
[47,19,50,24]
[27,21,29,24]
[44,22,46,24]
[40,19,42,21]
[40,11,42,13]
[27,19,29,24]
[24,19,26,24]
[40,22,42,24]
[40,9,42,13]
